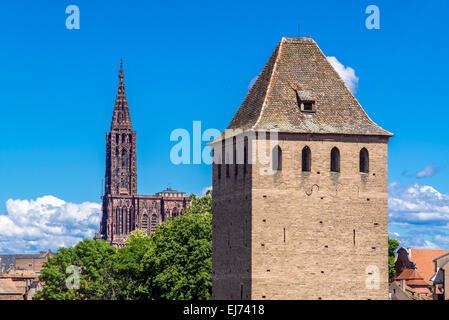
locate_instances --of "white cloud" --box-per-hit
[326,56,359,93]
[248,76,258,90]
[0,195,101,254]
[201,186,212,196]
[435,234,449,244]
[389,181,400,188]
[416,164,439,178]
[389,183,449,249]
[421,240,439,250]
[389,183,449,223]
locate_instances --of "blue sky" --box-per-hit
[0,0,448,253]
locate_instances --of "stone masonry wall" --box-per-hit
[212,133,389,300]
[212,138,253,300]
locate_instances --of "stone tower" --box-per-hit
[100,62,189,246]
[209,37,393,300]
[104,59,137,196]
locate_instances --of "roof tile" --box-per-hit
[217,37,392,142]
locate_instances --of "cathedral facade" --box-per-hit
[99,61,189,246]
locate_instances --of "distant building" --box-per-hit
[0,278,23,300]
[409,249,449,284]
[0,250,54,300]
[393,247,415,278]
[392,268,433,299]
[430,252,449,300]
[0,250,54,274]
[391,247,449,300]
[99,61,189,246]
[209,37,392,300]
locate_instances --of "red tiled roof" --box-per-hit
[410,249,449,282]
[407,279,432,286]
[396,268,423,280]
[0,278,21,294]
[409,286,432,294]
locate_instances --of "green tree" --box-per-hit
[114,229,152,299]
[34,239,118,300]
[142,191,212,299]
[185,190,212,215]
[34,191,213,300]
[388,237,400,277]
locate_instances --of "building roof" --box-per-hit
[396,268,425,281]
[433,252,449,262]
[214,37,392,143]
[394,247,416,276]
[406,279,432,286]
[0,254,39,272]
[1,269,37,279]
[0,278,21,295]
[155,187,185,195]
[409,249,449,282]
[110,59,133,131]
[396,268,432,288]
[1,250,54,273]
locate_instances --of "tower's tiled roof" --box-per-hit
[216,37,392,141]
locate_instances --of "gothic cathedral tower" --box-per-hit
[104,60,137,196]
[209,38,393,300]
[99,61,189,246]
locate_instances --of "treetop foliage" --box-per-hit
[34,191,212,300]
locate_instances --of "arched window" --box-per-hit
[226,153,230,178]
[116,147,119,183]
[217,156,222,181]
[124,208,129,234]
[272,145,282,172]
[122,149,127,168]
[330,147,340,172]
[302,146,311,172]
[142,215,148,232]
[124,208,128,234]
[120,208,124,234]
[116,208,120,234]
[150,214,157,233]
[130,207,134,230]
[243,137,248,175]
[172,207,178,218]
[360,148,369,173]
[233,137,238,176]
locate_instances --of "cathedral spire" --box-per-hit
[119,58,124,84]
[111,59,132,130]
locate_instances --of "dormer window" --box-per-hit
[296,90,316,113]
[303,101,314,111]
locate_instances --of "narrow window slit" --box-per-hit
[330,147,340,172]
[272,145,282,172]
[360,148,369,173]
[302,146,311,172]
